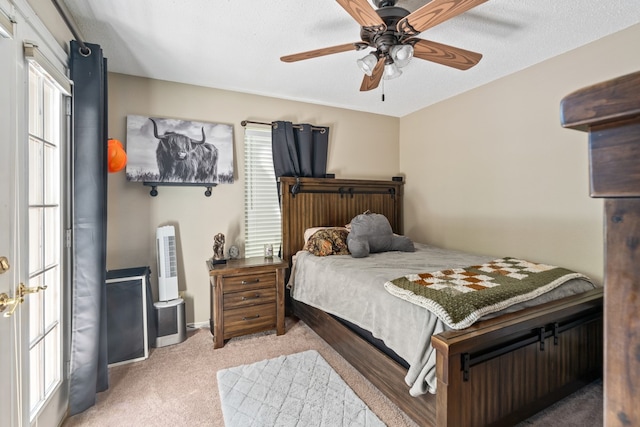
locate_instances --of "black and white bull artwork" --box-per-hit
[149,118,218,182]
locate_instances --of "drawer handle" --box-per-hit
[241,279,260,285]
[241,293,260,301]
[242,314,260,321]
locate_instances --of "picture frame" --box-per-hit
[125,115,234,184]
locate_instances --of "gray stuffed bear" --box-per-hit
[346,211,415,258]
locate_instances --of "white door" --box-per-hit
[0,18,21,426]
[0,1,69,425]
[0,174,21,426]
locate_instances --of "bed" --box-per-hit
[280,176,603,427]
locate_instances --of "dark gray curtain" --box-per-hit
[271,121,328,259]
[271,121,329,178]
[68,41,109,415]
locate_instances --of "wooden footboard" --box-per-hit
[293,287,603,427]
[433,287,602,426]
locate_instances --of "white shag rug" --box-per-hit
[217,349,385,427]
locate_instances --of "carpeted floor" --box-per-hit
[514,379,603,426]
[62,317,602,426]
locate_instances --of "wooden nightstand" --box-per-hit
[209,257,288,348]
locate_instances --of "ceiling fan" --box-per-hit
[281,0,488,92]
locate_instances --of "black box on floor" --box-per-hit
[106,266,156,366]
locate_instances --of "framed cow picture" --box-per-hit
[125,115,234,184]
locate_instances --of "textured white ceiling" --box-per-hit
[61,0,640,117]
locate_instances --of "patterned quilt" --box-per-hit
[384,257,591,329]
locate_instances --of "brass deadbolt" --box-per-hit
[0,256,9,274]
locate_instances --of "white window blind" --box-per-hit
[243,125,282,258]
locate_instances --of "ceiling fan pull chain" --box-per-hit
[382,79,385,102]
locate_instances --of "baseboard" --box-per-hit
[187,321,210,330]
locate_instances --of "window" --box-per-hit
[27,62,65,417]
[243,126,281,258]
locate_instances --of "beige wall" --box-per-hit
[107,74,400,324]
[400,23,640,284]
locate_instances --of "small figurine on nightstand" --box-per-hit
[213,233,225,261]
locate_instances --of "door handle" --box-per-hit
[0,283,47,317]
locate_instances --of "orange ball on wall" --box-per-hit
[107,138,127,173]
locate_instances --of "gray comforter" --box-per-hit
[289,243,596,396]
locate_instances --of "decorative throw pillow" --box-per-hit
[304,228,350,256]
[347,211,414,258]
[304,227,336,245]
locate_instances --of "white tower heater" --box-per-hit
[156,225,179,301]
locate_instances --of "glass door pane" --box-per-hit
[27,62,64,420]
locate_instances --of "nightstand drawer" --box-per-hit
[224,288,276,309]
[223,304,276,338]
[223,272,275,293]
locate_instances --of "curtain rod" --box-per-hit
[51,0,91,56]
[241,120,326,133]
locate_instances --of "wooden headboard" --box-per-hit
[279,176,404,265]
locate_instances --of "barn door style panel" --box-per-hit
[433,291,603,426]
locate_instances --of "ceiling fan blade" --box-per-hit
[410,38,482,70]
[360,58,385,91]
[336,0,386,31]
[281,42,360,63]
[397,0,489,36]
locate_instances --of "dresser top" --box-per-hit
[209,256,288,275]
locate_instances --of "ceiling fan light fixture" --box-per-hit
[383,62,402,80]
[357,53,378,76]
[391,44,413,68]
